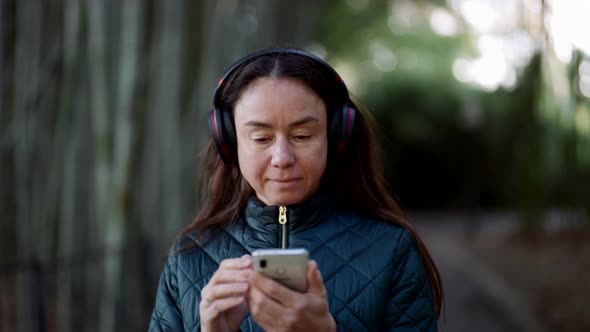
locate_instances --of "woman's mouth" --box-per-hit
[269,178,301,188]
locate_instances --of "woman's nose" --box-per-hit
[270,138,295,168]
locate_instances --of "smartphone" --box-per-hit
[252,248,309,292]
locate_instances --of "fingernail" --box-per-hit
[242,256,251,266]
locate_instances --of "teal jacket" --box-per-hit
[149,192,437,331]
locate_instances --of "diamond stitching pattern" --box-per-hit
[308,217,421,328]
[150,211,437,331]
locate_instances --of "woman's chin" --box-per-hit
[257,190,310,207]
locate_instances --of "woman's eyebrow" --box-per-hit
[289,116,319,128]
[243,116,320,129]
[243,120,272,128]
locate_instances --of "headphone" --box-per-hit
[208,48,357,163]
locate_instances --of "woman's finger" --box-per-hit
[201,282,249,307]
[218,254,252,270]
[202,296,246,318]
[209,268,251,285]
[205,255,251,285]
[248,283,286,328]
[306,260,327,297]
[249,270,301,307]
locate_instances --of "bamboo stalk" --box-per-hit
[110,0,140,330]
[13,0,42,331]
[184,0,219,208]
[157,0,184,238]
[0,1,11,331]
[0,0,4,124]
[85,0,116,331]
[55,1,82,331]
[85,0,141,331]
[138,0,185,266]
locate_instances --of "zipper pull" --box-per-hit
[278,206,288,249]
[278,206,287,224]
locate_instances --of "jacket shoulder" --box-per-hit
[150,228,249,331]
[330,210,425,278]
[169,229,244,278]
[315,210,436,330]
[328,209,409,245]
[314,209,420,278]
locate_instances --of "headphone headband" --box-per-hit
[209,47,357,163]
[213,48,350,110]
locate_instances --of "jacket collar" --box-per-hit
[244,189,334,234]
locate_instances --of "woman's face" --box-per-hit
[234,77,328,206]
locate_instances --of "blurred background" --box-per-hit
[1,0,589,331]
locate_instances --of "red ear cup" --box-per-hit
[208,109,222,145]
[221,109,237,153]
[208,109,235,163]
[332,103,357,159]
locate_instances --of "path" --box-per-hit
[412,214,547,332]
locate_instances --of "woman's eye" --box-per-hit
[253,137,271,143]
[293,135,311,141]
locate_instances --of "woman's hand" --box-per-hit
[200,255,252,332]
[248,260,336,332]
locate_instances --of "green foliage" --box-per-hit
[316,1,589,220]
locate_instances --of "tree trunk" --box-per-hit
[183,0,222,212]
[0,3,14,332]
[86,0,117,331]
[0,0,4,124]
[112,1,140,330]
[157,0,184,239]
[55,1,82,331]
[13,0,43,331]
[138,0,185,274]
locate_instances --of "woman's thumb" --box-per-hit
[307,260,326,295]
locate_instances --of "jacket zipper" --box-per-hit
[278,206,287,249]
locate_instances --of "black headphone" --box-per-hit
[208,47,357,163]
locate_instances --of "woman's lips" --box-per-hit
[269,178,301,188]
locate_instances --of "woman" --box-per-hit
[149,48,443,331]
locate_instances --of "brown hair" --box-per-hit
[178,50,443,317]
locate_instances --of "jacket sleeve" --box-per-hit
[149,255,184,332]
[383,230,438,331]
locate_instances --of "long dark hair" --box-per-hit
[178,49,443,317]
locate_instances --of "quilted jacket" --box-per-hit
[149,192,437,331]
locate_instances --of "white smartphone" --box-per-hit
[252,248,309,292]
